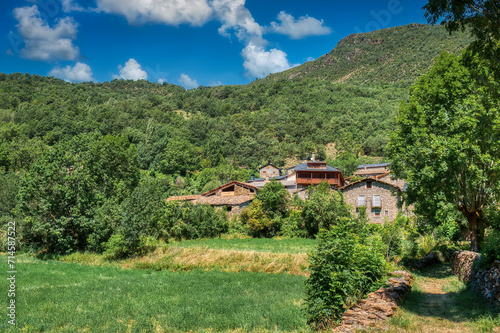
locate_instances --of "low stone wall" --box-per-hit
[334,271,414,332]
[451,250,500,310]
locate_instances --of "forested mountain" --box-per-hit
[0,24,473,179]
[264,23,473,85]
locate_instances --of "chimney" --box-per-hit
[251,174,255,181]
[311,152,315,161]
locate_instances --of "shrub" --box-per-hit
[304,216,387,329]
[302,181,352,237]
[165,202,228,241]
[479,229,500,268]
[240,199,277,237]
[103,234,127,260]
[280,210,308,238]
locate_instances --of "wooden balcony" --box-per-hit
[296,177,340,186]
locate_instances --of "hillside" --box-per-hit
[0,24,474,184]
[263,23,473,85]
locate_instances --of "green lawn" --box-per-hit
[0,256,309,332]
[170,237,317,254]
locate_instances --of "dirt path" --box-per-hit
[384,264,500,333]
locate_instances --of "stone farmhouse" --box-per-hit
[166,181,259,219]
[354,162,391,178]
[340,176,404,224]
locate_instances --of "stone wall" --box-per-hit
[451,251,500,310]
[334,271,414,332]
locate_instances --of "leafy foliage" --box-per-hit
[301,181,352,237]
[304,212,387,328]
[15,133,140,254]
[388,52,500,251]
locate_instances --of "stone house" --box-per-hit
[246,172,297,194]
[341,177,403,224]
[259,163,282,179]
[354,163,391,178]
[165,181,259,219]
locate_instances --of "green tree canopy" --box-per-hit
[388,52,500,251]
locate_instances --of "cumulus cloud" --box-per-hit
[211,0,263,43]
[179,73,198,89]
[13,5,80,61]
[113,58,148,80]
[242,42,294,78]
[49,62,94,82]
[95,0,212,26]
[270,11,331,39]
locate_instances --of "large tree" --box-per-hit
[388,52,500,251]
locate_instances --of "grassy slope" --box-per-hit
[1,255,308,332]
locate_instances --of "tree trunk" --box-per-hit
[463,211,484,252]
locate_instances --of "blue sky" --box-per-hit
[0,0,429,88]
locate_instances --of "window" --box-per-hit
[374,209,381,217]
[373,195,381,207]
[266,166,269,169]
[366,181,372,189]
[385,210,389,216]
[357,195,365,207]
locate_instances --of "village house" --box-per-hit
[166,181,259,219]
[289,160,345,190]
[258,163,282,179]
[246,172,298,194]
[340,177,403,224]
[354,163,391,178]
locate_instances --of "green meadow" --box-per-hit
[0,255,309,332]
[169,238,317,254]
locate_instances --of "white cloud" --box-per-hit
[13,5,80,61]
[49,62,94,82]
[157,78,167,84]
[306,56,315,62]
[95,0,213,26]
[113,58,148,80]
[242,42,294,78]
[179,73,198,89]
[61,0,86,12]
[270,11,332,39]
[211,0,263,43]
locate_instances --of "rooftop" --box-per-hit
[357,163,391,169]
[290,162,340,172]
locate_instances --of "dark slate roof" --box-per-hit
[247,175,288,182]
[290,162,340,172]
[357,163,391,169]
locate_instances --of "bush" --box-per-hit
[479,229,500,268]
[240,199,278,237]
[165,202,228,241]
[280,210,307,238]
[304,216,387,329]
[103,234,127,260]
[302,181,352,237]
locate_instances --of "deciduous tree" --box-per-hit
[388,52,500,251]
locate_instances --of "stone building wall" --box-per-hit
[342,180,401,224]
[259,165,280,178]
[451,251,500,310]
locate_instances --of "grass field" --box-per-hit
[169,238,317,254]
[0,255,310,332]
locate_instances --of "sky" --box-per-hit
[0,0,430,88]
